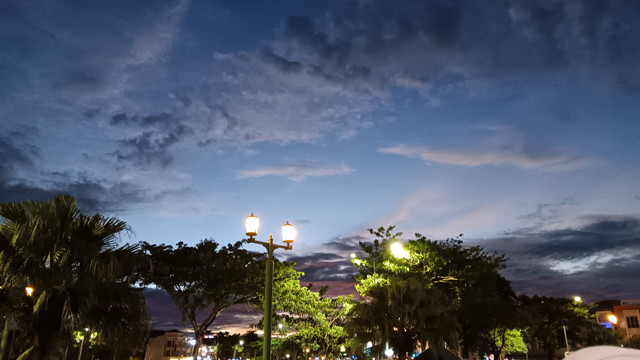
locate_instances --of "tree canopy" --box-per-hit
[141,239,263,356]
[348,226,515,360]
[0,195,148,360]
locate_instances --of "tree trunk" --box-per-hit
[0,318,10,360]
[191,330,204,357]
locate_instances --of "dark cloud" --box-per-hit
[53,71,102,92]
[110,112,176,128]
[113,117,192,168]
[506,217,640,259]
[287,235,368,282]
[284,15,352,66]
[577,0,610,45]
[297,259,356,282]
[268,0,640,96]
[0,175,147,215]
[508,0,567,64]
[289,252,343,263]
[288,250,357,282]
[0,136,36,180]
[300,280,358,298]
[82,108,101,118]
[260,47,302,73]
[0,183,61,205]
[0,128,185,215]
[323,234,367,253]
[475,215,640,301]
[288,215,640,302]
[143,288,260,332]
[420,0,464,47]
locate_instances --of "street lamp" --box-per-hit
[233,339,244,360]
[245,213,297,360]
[77,327,89,360]
[390,242,408,259]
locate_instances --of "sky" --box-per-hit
[1,0,640,333]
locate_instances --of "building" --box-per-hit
[595,300,640,341]
[144,330,194,360]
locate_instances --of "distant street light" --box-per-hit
[24,286,34,297]
[77,327,89,360]
[384,343,394,358]
[233,339,244,360]
[245,213,297,360]
[562,325,570,354]
[390,242,408,259]
[573,296,582,303]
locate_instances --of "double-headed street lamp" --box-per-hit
[245,213,297,360]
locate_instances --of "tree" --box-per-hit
[141,240,262,356]
[517,295,606,360]
[348,227,512,360]
[0,195,149,360]
[482,328,527,359]
[264,261,352,360]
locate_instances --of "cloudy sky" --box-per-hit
[2,0,639,332]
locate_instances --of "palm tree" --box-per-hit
[0,195,149,360]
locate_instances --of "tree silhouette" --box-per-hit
[141,240,262,356]
[0,195,149,360]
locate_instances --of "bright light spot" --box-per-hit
[384,346,394,357]
[25,286,34,297]
[573,296,582,303]
[608,314,618,324]
[282,221,297,243]
[350,253,356,258]
[189,339,197,346]
[391,242,409,259]
[366,341,373,349]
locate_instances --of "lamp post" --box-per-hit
[245,213,297,360]
[77,327,89,360]
[233,339,244,360]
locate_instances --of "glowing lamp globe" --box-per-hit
[391,242,409,259]
[608,314,618,324]
[282,221,296,245]
[245,213,260,237]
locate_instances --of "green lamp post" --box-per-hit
[245,213,297,360]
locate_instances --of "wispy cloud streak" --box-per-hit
[379,145,590,170]
[237,164,353,181]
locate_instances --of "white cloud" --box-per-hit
[185,49,387,147]
[128,0,190,65]
[377,187,441,226]
[237,164,354,181]
[374,187,503,239]
[379,144,590,170]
